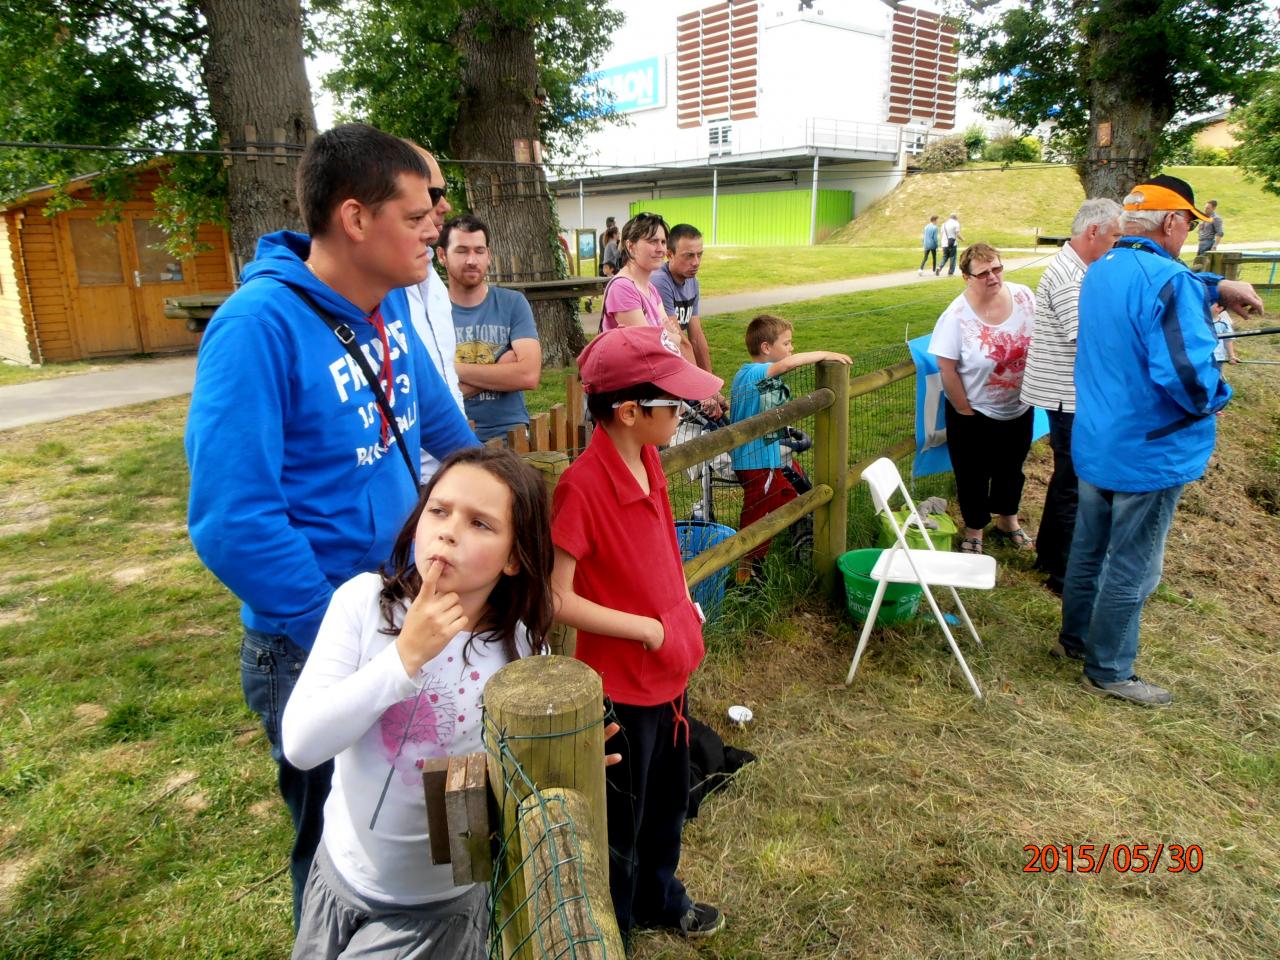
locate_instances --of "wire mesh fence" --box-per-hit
[1229,253,1280,319]
[484,710,617,959]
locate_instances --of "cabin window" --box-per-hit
[69,220,125,286]
[132,220,184,283]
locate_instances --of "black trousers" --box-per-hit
[944,400,1034,530]
[919,248,938,271]
[1034,410,1078,586]
[606,693,693,939]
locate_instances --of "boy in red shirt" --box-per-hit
[550,326,725,944]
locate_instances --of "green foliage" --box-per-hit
[0,2,227,255]
[0,1,207,201]
[312,0,623,158]
[982,134,1043,164]
[959,0,1280,165]
[151,155,230,258]
[916,135,968,172]
[1232,70,1280,195]
[962,125,987,160]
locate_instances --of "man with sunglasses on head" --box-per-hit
[404,144,468,476]
[1060,175,1262,707]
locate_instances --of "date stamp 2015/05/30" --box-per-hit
[1023,843,1204,875]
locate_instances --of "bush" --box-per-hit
[1190,145,1233,166]
[983,134,1043,164]
[962,125,987,160]
[917,135,968,172]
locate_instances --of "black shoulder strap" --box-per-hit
[294,288,420,488]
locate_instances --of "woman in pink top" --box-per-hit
[601,213,680,339]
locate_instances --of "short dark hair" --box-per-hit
[379,447,552,664]
[745,314,792,355]
[618,213,669,267]
[297,124,429,237]
[439,214,491,251]
[668,223,702,247]
[960,242,1001,277]
[585,380,673,425]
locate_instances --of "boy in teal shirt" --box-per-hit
[729,314,850,578]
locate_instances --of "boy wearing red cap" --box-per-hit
[550,326,725,944]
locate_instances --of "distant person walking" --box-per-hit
[919,215,940,276]
[1197,199,1223,256]
[938,212,963,276]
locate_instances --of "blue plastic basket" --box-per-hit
[674,520,736,620]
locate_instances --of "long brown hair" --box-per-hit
[378,447,553,663]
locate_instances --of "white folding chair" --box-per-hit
[845,458,997,699]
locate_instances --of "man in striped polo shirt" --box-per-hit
[1020,198,1123,600]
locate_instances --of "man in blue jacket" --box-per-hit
[185,124,478,922]
[1061,175,1259,707]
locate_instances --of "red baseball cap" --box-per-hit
[577,326,723,400]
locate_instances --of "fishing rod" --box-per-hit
[1218,325,1280,340]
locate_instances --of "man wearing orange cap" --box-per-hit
[1059,175,1262,706]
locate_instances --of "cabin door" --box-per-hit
[123,217,200,352]
[63,214,142,356]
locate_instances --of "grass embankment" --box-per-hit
[831,163,1280,249]
[2,272,1278,957]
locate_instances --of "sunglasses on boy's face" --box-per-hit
[611,398,688,412]
[428,186,447,206]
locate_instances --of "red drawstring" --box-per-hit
[367,307,395,447]
[670,695,690,747]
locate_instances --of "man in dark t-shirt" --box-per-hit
[652,223,724,415]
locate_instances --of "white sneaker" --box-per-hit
[917,269,923,276]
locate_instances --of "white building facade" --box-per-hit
[552,0,985,246]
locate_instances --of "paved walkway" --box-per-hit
[0,355,197,431]
[2,241,1274,432]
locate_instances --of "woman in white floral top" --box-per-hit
[928,243,1037,555]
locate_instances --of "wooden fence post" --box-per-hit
[483,657,621,959]
[813,360,851,601]
[523,451,576,657]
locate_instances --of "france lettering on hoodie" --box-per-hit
[185,231,479,650]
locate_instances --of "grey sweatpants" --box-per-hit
[291,843,488,959]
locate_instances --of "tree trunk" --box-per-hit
[1079,3,1171,200]
[450,6,583,367]
[197,0,316,267]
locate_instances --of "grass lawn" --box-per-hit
[831,163,1280,249]
[3,279,1278,957]
[696,246,924,297]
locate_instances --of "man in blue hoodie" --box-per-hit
[1061,175,1259,707]
[185,124,478,923]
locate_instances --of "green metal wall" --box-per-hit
[629,188,853,246]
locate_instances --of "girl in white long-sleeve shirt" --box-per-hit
[282,447,554,959]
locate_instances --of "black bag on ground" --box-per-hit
[687,716,756,820]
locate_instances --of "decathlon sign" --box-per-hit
[578,57,665,115]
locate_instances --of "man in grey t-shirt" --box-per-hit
[651,223,724,415]
[1197,199,1223,256]
[439,214,542,443]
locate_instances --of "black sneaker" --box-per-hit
[678,902,725,938]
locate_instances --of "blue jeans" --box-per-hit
[241,628,333,930]
[1059,481,1183,682]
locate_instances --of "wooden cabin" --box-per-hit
[0,165,235,364]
